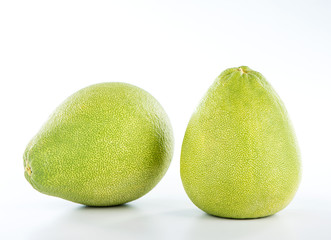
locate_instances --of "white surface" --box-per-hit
[1,193,331,240]
[1,0,331,239]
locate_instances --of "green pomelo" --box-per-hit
[180,66,301,219]
[24,83,174,206]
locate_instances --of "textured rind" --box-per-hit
[24,83,174,206]
[180,66,301,219]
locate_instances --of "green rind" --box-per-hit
[24,82,174,206]
[180,66,301,219]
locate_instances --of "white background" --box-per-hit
[1,0,331,239]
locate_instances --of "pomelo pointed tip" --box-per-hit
[237,66,252,74]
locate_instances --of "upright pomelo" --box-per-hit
[181,66,301,219]
[24,82,174,206]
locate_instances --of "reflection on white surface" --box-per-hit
[19,197,329,240]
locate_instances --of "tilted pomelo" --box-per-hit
[24,82,174,206]
[181,66,301,219]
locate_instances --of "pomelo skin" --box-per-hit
[181,66,301,219]
[24,83,174,206]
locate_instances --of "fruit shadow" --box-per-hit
[180,212,292,240]
[155,209,295,240]
[29,203,140,240]
[30,203,296,240]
